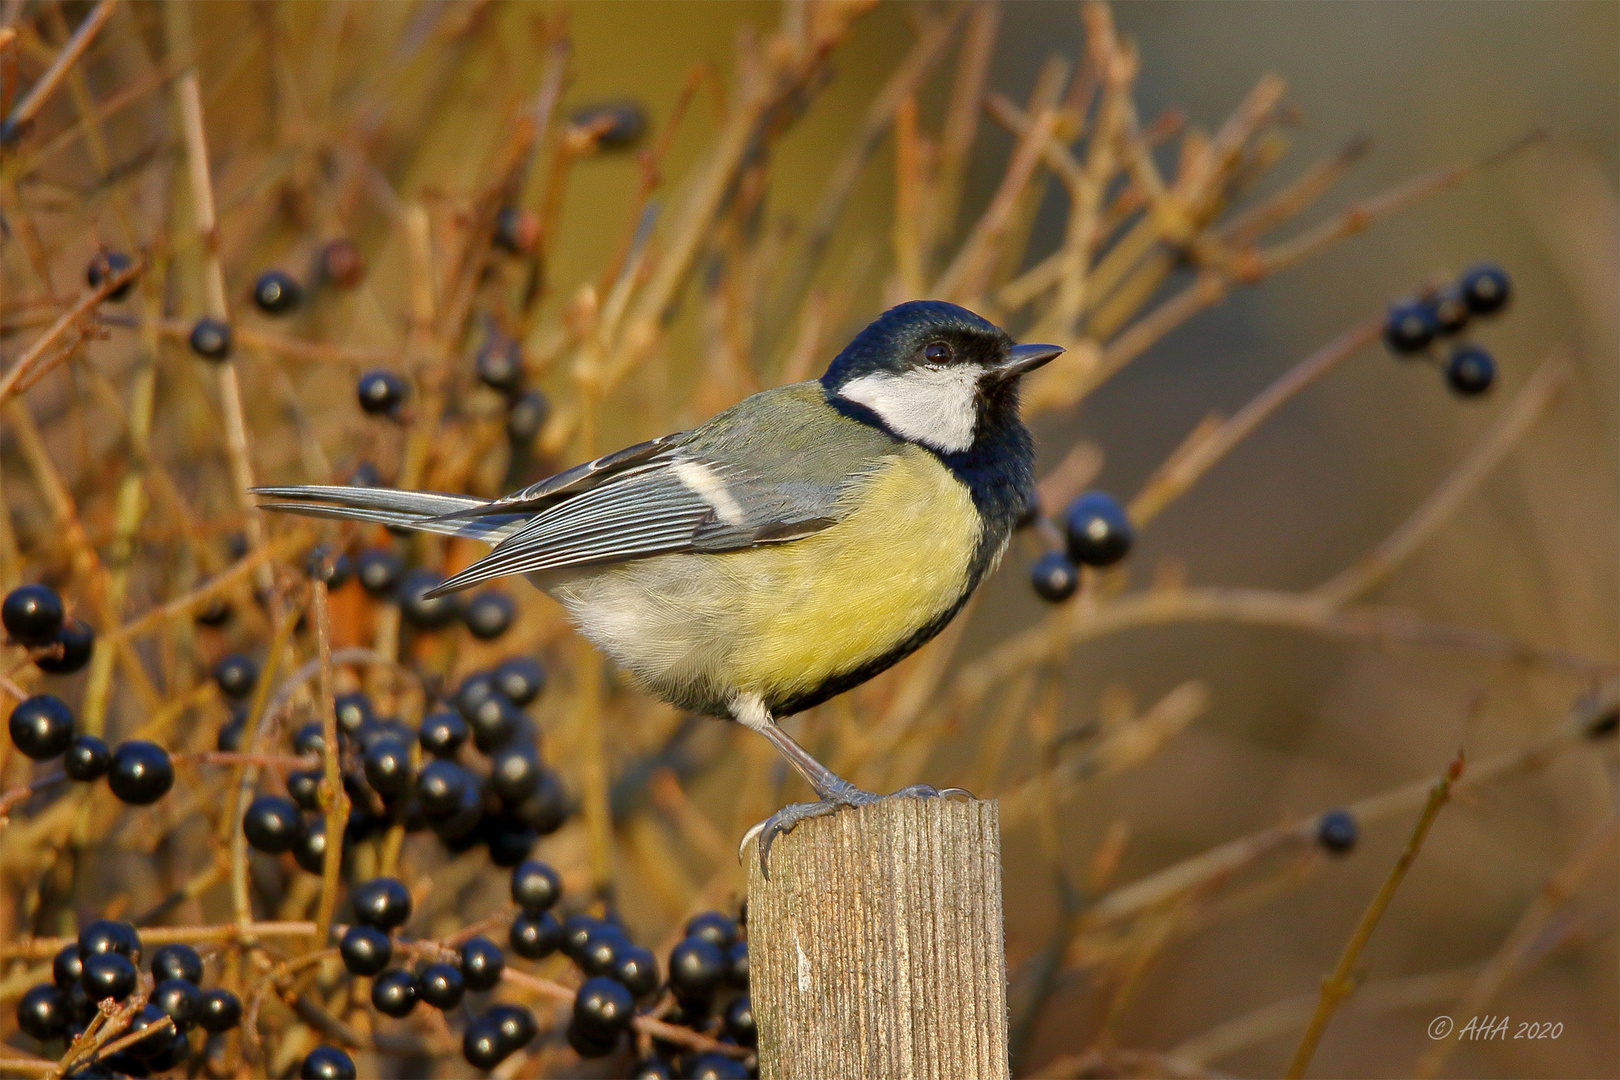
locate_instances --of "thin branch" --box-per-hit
[1285,748,1465,1078]
[1314,351,1571,607]
[0,0,117,136]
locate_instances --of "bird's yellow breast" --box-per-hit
[550,446,983,715]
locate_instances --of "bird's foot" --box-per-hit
[739,783,974,879]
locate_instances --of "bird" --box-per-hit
[255,300,1062,868]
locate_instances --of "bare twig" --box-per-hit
[1285,748,1464,1078]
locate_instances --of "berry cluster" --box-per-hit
[6,586,173,804]
[238,653,564,876]
[564,903,754,1077]
[3,581,96,675]
[15,925,241,1074]
[473,333,551,449]
[1383,262,1512,396]
[1026,490,1135,603]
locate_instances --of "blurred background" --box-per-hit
[0,2,1614,1078]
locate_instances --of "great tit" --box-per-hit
[256,300,1061,864]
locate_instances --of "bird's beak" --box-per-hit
[992,342,1064,381]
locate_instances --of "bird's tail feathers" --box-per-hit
[252,485,527,542]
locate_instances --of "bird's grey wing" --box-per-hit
[436,430,695,520]
[422,455,844,596]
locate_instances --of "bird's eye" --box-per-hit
[924,341,952,364]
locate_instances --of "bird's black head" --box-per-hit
[820,300,1061,457]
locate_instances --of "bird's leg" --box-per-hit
[731,694,970,876]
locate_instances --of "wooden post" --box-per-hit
[746,797,1010,1080]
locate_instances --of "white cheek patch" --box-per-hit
[837,365,981,453]
[673,459,746,525]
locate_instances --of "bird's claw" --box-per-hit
[739,783,976,880]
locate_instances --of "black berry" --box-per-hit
[572,975,635,1039]
[489,743,542,802]
[396,569,460,629]
[668,937,725,1000]
[507,768,569,834]
[459,936,505,991]
[1459,263,1511,315]
[333,691,373,737]
[685,912,738,951]
[463,1018,511,1070]
[35,618,94,674]
[510,860,562,912]
[506,389,550,444]
[128,1001,178,1057]
[286,768,323,811]
[362,737,414,797]
[9,694,74,760]
[493,657,546,705]
[485,819,538,867]
[1445,344,1495,397]
[1317,808,1358,853]
[726,941,749,988]
[3,583,64,645]
[724,995,757,1048]
[301,1045,357,1080]
[1064,491,1134,567]
[339,926,391,976]
[569,101,647,149]
[631,1059,675,1079]
[217,716,244,752]
[579,922,626,978]
[152,978,201,1030]
[188,317,232,361]
[1030,551,1079,602]
[418,710,468,758]
[466,694,521,753]
[476,338,525,395]
[352,877,412,930]
[566,1017,619,1058]
[107,741,173,804]
[80,952,138,1003]
[151,943,203,985]
[356,548,404,596]
[16,983,67,1040]
[293,816,330,874]
[213,653,258,699]
[53,945,83,988]
[463,592,516,640]
[78,919,140,960]
[243,795,304,854]
[86,251,135,301]
[252,269,303,315]
[63,734,110,780]
[415,962,464,1010]
[357,370,408,417]
[292,721,329,758]
[687,1054,749,1080]
[612,943,661,999]
[1383,299,1438,355]
[561,913,600,963]
[488,1002,538,1055]
[197,988,242,1033]
[510,910,563,960]
[1432,285,1470,335]
[370,969,417,1018]
[415,759,475,817]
